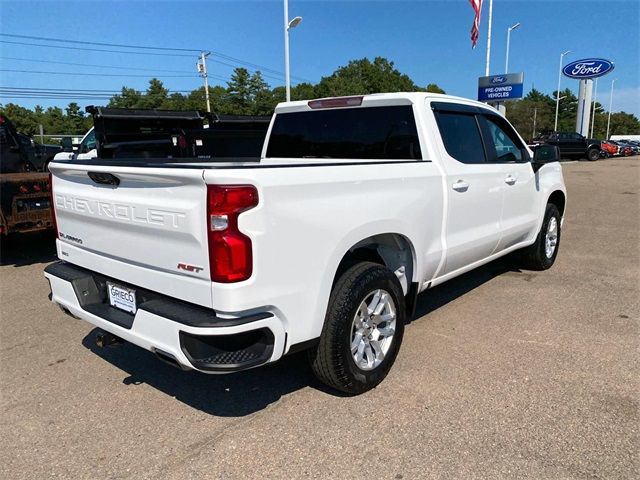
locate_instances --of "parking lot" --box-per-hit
[1,157,638,479]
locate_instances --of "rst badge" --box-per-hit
[177,263,204,273]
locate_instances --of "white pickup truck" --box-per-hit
[45,93,566,394]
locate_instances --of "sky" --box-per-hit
[1,0,638,116]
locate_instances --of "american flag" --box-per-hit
[468,0,483,48]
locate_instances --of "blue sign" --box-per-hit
[562,58,614,79]
[478,73,524,102]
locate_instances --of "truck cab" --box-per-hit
[54,127,97,163]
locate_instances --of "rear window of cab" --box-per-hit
[266,105,422,160]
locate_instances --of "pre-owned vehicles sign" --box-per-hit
[562,58,614,79]
[478,73,524,102]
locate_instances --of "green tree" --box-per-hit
[226,68,253,114]
[607,111,640,136]
[506,89,555,141]
[425,83,446,94]
[554,88,578,132]
[139,78,168,109]
[0,103,39,134]
[64,102,88,133]
[108,87,143,108]
[315,57,419,97]
[291,82,316,101]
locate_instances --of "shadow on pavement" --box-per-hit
[79,254,525,417]
[0,231,57,267]
[82,331,319,417]
[413,255,523,320]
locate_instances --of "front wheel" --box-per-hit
[520,203,562,271]
[308,262,406,395]
[587,148,600,161]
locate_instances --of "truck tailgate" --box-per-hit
[50,163,212,307]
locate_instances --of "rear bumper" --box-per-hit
[44,261,286,373]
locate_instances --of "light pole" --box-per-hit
[485,0,493,76]
[554,50,571,131]
[504,22,520,74]
[283,0,302,102]
[606,78,617,140]
[590,78,598,138]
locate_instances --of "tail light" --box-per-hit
[207,185,258,283]
[19,185,29,194]
[49,173,58,238]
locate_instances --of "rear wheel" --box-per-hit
[308,262,405,395]
[587,148,600,161]
[520,203,561,271]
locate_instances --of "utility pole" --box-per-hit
[532,107,537,141]
[197,51,211,113]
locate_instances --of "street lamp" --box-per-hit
[504,22,520,74]
[606,78,617,140]
[590,78,598,138]
[283,0,302,102]
[554,50,571,131]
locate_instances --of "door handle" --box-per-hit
[504,175,517,186]
[452,180,469,192]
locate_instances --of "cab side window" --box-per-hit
[434,111,486,164]
[480,115,526,163]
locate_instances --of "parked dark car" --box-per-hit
[532,131,602,161]
[616,140,640,155]
[16,133,63,171]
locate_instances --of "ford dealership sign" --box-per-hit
[478,73,524,102]
[562,58,614,79]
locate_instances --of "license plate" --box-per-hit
[107,282,137,314]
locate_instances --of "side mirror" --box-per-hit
[61,137,73,152]
[532,144,560,172]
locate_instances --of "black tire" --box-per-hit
[587,148,600,161]
[308,262,406,395]
[521,203,561,271]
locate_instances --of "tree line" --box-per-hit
[1,56,638,141]
[506,88,639,141]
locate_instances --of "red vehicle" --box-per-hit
[600,140,619,157]
[612,141,634,157]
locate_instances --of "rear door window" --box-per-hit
[434,112,486,164]
[266,106,422,160]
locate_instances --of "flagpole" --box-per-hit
[485,0,493,76]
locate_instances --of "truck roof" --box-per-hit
[275,92,499,114]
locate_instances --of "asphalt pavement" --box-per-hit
[1,157,638,479]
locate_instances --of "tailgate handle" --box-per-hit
[87,172,120,186]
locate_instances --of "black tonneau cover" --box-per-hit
[85,106,270,160]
